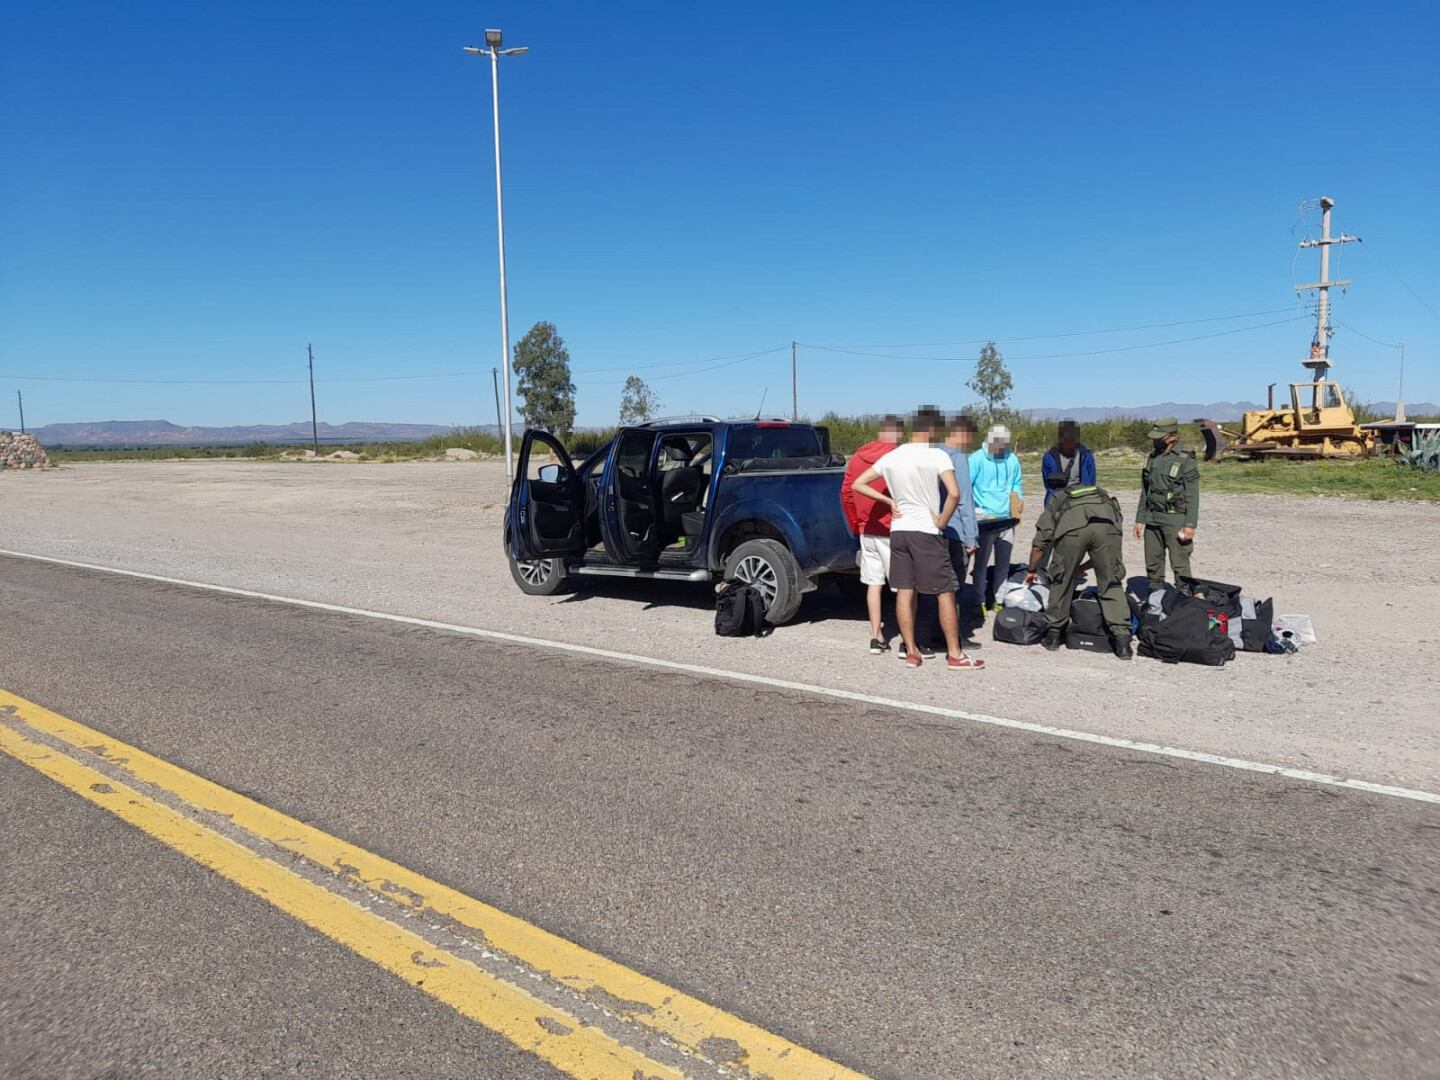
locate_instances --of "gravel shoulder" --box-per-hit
[3,459,1438,791]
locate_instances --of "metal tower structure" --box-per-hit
[1294,196,1359,380]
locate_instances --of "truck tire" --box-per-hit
[509,553,569,596]
[724,538,803,625]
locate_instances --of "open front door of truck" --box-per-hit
[509,430,586,561]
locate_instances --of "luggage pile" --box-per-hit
[1134,577,1277,666]
[992,570,1304,666]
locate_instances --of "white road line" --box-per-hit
[4,547,1438,807]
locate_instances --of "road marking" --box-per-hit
[3,547,1437,807]
[0,689,867,1080]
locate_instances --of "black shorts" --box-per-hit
[889,531,960,595]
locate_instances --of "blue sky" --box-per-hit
[2,1,1436,429]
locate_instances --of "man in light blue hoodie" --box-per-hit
[969,423,1024,612]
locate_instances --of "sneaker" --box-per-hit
[947,654,986,670]
[900,641,937,660]
[904,651,922,669]
[868,637,890,655]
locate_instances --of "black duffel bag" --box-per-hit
[1070,588,1106,636]
[1138,597,1235,665]
[993,607,1047,645]
[1177,576,1243,619]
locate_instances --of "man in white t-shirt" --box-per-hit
[852,407,986,671]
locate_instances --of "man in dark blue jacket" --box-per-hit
[1041,420,1096,506]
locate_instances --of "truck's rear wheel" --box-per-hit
[509,553,569,596]
[724,538,803,625]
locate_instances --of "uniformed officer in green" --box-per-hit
[1023,484,1133,659]
[1134,418,1199,588]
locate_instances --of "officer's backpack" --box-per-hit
[714,582,771,638]
[993,607,1047,645]
[1137,596,1235,665]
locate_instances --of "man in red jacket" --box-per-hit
[840,415,905,653]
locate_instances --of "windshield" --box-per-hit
[726,425,824,460]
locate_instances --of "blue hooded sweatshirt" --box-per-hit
[968,446,1023,520]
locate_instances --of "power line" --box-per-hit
[569,344,789,375]
[1356,240,1440,323]
[1,345,794,387]
[801,314,1303,363]
[1336,321,1402,349]
[804,307,1298,352]
[0,370,487,386]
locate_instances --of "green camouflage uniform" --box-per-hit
[1031,485,1130,637]
[1137,439,1199,588]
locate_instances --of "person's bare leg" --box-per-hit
[937,591,964,659]
[867,584,884,642]
[896,588,919,657]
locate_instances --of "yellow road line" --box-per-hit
[0,689,869,1079]
[0,719,689,1080]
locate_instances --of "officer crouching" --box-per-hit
[1023,485,1134,660]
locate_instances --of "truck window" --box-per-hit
[727,425,824,460]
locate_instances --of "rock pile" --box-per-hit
[0,431,52,470]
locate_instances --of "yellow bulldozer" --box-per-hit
[1201,363,1375,460]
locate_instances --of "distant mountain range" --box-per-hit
[26,419,462,447]
[1021,400,1438,422]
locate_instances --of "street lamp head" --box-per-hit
[485,28,503,47]
[462,46,485,54]
[499,46,529,56]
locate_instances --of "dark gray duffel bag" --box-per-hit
[1070,592,1107,636]
[993,607,1047,645]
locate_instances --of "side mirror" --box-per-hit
[537,463,562,483]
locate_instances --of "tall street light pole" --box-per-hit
[465,29,528,480]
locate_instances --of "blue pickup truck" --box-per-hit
[504,417,861,624]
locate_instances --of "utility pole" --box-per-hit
[791,340,797,420]
[1396,340,1407,423]
[17,390,25,434]
[1296,197,1359,405]
[491,367,503,436]
[307,343,320,454]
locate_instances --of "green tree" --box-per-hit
[618,375,661,425]
[967,342,1013,423]
[512,321,576,439]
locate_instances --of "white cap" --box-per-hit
[987,424,1011,445]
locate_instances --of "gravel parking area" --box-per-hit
[3,459,1437,790]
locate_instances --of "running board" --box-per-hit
[572,564,712,582]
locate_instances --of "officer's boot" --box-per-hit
[1112,634,1134,660]
[1042,628,1063,651]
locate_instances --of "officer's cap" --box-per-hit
[1147,417,1179,439]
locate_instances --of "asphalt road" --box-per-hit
[2,554,1438,1079]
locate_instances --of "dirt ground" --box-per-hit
[3,460,1438,791]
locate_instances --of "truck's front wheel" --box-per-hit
[724,539,803,625]
[509,553,569,596]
